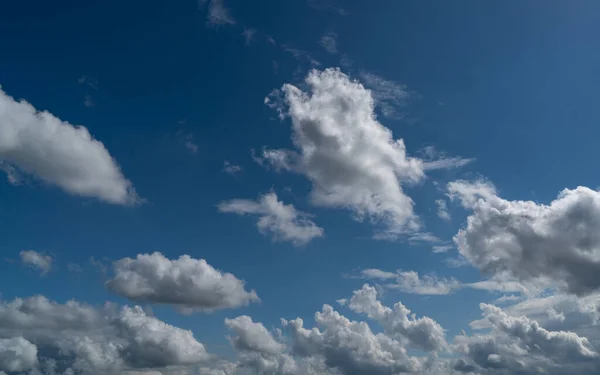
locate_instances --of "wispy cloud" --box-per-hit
[77,76,98,89]
[420,146,474,171]
[435,199,451,221]
[223,161,242,175]
[307,0,348,15]
[83,94,95,108]
[199,0,235,26]
[20,250,53,276]
[242,28,256,45]
[359,72,409,119]
[319,32,338,54]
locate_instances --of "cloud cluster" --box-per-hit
[0,87,139,205]
[449,181,600,296]
[106,252,259,313]
[218,192,324,245]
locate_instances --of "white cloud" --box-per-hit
[449,181,600,296]
[200,0,235,25]
[432,244,453,253]
[0,295,211,373]
[225,316,285,354]
[347,284,447,352]
[20,250,52,275]
[264,68,425,238]
[385,271,460,295]
[421,146,474,171]
[0,87,139,205]
[358,268,397,280]
[435,199,451,220]
[0,337,37,373]
[223,161,242,175]
[319,32,338,54]
[358,71,409,119]
[106,252,259,312]
[218,192,324,245]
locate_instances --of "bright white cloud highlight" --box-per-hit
[0,87,139,205]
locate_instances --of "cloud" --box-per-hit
[264,68,425,238]
[106,252,259,312]
[218,192,324,245]
[307,0,348,15]
[421,146,474,171]
[225,316,285,354]
[83,94,94,108]
[347,284,447,351]
[178,132,199,154]
[282,46,321,67]
[319,32,338,54]
[223,161,242,175]
[449,181,600,296]
[200,0,235,26]
[0,87,139,205]
[358,71,409,119]
[77,76,98,89]
[0,295,211,373]
[242,28,256,45]
[385,271,460,295]
[432,244,453,253]
[435,199,451,221]
[0,337,37,373]
[20,250,52,275]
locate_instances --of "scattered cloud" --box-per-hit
[432,244,453,253]
[83,94,94,108]
[106,252,259,313]
[0,87,140,205]
[225,315,285,354]
[307,0,348,15]
[77,76,98,89]
[264,68,425,239]
[242,28,256,45]
[199,0,235,26]
[319,31,338,54]
[67,263,84,273]
[435,198,451,220]
[218,192,324,245]
[19,250,52,276]
[450,180,600,296]
[282,46,321,67]
[223,161,242,175]
[421,146,474,171]
[359,71,410,119]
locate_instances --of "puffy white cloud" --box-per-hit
[0,87,139,205]
[0,337,37,373]
[225,316,284,354]
[218,192,324,246]
[449,181,600,296]
[319,32,338,54]
[346,284,447,351]
[284,305,423,375]
[0,295,211,374]
[264,68,425,238]
[106,252,259,312]
[19,250,53,275]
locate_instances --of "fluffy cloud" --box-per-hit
[0,87,139,205]
[264,68,425,238]
[347,284,447,351]
[0,295,210,374]
[218,192,324,245]
[225,316,284,354]
[0,337,37,373]
[435,199,451,221]
[106,252,259,313]
[449,180,600,296]
[19,250,53,275]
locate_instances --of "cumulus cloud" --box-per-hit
[0,337,37,373]
[20,250,53,275]
[319,32,338,54]
[264,68,425,238]
[225,316,284,354]
[106,252,259,313]
[218,192,324,245]
[346,284,447,352]
[200,0,235,25]
[449,180,600,296]
[0,87,139,205]
[435,199,451,221]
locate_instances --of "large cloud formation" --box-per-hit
[449,181,600,296]
[0,295,210,374]
[218,192,324,246]
[263,68,425,238]
[0,87,139,205]
[106,252,259,313]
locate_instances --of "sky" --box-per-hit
[1,0,600,374]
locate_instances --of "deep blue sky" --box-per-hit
[2,0,600,362]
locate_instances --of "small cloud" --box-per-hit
[307,0,348,15]
[283,46,321,67]
[266,35,276,45]
[199,0,235,26]
[83,94,95,108]
[0,162,21,185]
[421,146,474,171]
[319,31,338,54]
[223,161,242,175]
[359,71,409,119]
[77,76,98,89]
[435,199,451,221]
[445,255,471,268]
[20,250,53,276]
[432,244,453,253]
[242,28,256,45]
[178,131,199,154]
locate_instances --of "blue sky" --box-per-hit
[2,1,600,375]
